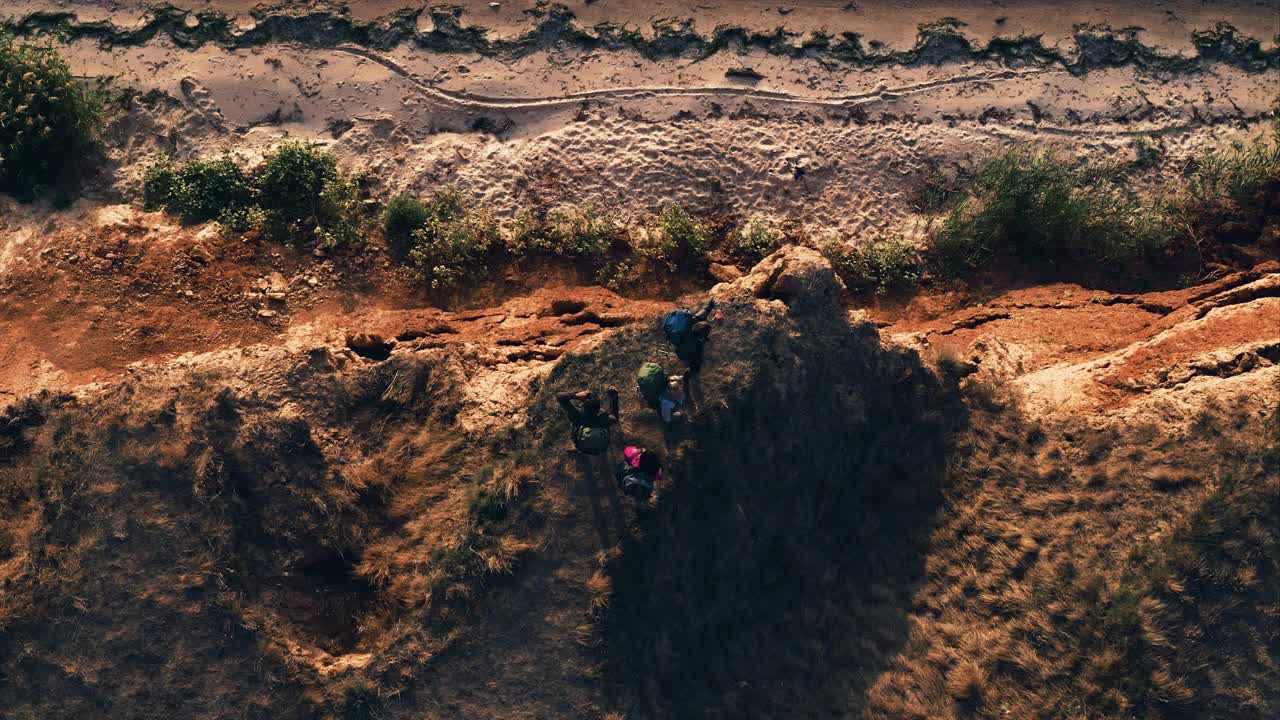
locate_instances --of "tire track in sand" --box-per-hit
[333,43,1049,111]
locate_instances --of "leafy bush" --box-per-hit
[634,203,711,269]
[256,142,361,245]
[315,172,363,249]
[822,236,922,295]
[142,156,251,224]
[506,204,620,260]
[0,36,102,200]
[729,215,783,263]
[143,143,363,247]
[928,147,1175,277]
[382,195,431,259]
[546,204,619,258]
[402,187,500,289]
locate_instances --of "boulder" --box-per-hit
[716,245,845,310]
[708,263,743,283]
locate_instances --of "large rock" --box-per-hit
[714,244,845,310]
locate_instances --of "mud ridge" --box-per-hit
[5,6,1277,75]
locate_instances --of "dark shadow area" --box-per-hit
[599,306,968,718]
[282,551,378,654]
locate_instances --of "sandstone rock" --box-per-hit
[262,272,288,295]
[718,245,845,309]
[189,244,216,265]
[708,263,743,282]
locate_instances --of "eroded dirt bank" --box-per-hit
[1,247,1277,719]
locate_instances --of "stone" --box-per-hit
[708,263,743,283]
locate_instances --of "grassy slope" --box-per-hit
[0,288,1276,720]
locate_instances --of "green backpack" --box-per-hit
[574,425,610,454]
[636,362,667,407]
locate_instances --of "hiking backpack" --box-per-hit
[614,462,654,501]
[574,425,610,455]
[661,309,694,346]
[636,362,667,407]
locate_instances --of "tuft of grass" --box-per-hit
[545,203,620,258]
[728,215,783,263]
[634,203,711,269]
[927,147,1176,277]
[822,235,922,295]
[142,156,251,224]
[0,36,102,200]
[1129,137,1164,170]
[1183,130,1280,209]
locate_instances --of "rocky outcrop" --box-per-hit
[714,244,846,310]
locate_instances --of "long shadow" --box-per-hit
[599,313,967,719]
[576,451,628,552]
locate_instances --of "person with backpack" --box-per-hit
[557,386,620,455]
[662,298,719,389]
[635,362,686,423]
[614,445,663,501]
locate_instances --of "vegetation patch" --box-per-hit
[506,203,621,260]
[382,187,501,289]
[143,142,365,248]
[822,235,922,295]
[926,147,1178,277]
[633,203,712,270]
[727,214,783,264]
[143,156,250,224]
[0,36,102,201]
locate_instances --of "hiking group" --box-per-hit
[556,298,720,501]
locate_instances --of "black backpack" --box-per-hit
[614,462,654,501]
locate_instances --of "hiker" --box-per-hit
[636,362,686,423]
[615,445,663,501]
[557,387,620,454]
[662,298,719,388]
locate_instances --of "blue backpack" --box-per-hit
[661,309,694,346]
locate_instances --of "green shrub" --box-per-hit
[142,156,251,224]
[0,36,102,200]
[403,187,500,289]
[506,203,619,260]
[216,205,266,239]
[635,203,711,269]
[255,141,361,246]
[928,147,1175,277]
[1184,130,1280,209]
[822,236,922,295]
[142,143,363,247]
[729,215,783,263]
[546,203,619,258]
[382,195,431,259]
[315,172,363,249]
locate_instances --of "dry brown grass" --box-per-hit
[854,384,1279,720]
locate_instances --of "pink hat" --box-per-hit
[623,446,641,465]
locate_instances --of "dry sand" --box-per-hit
[2,0,1276,245]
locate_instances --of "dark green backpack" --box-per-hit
[574,425,610,454]
[636,362,666,407]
